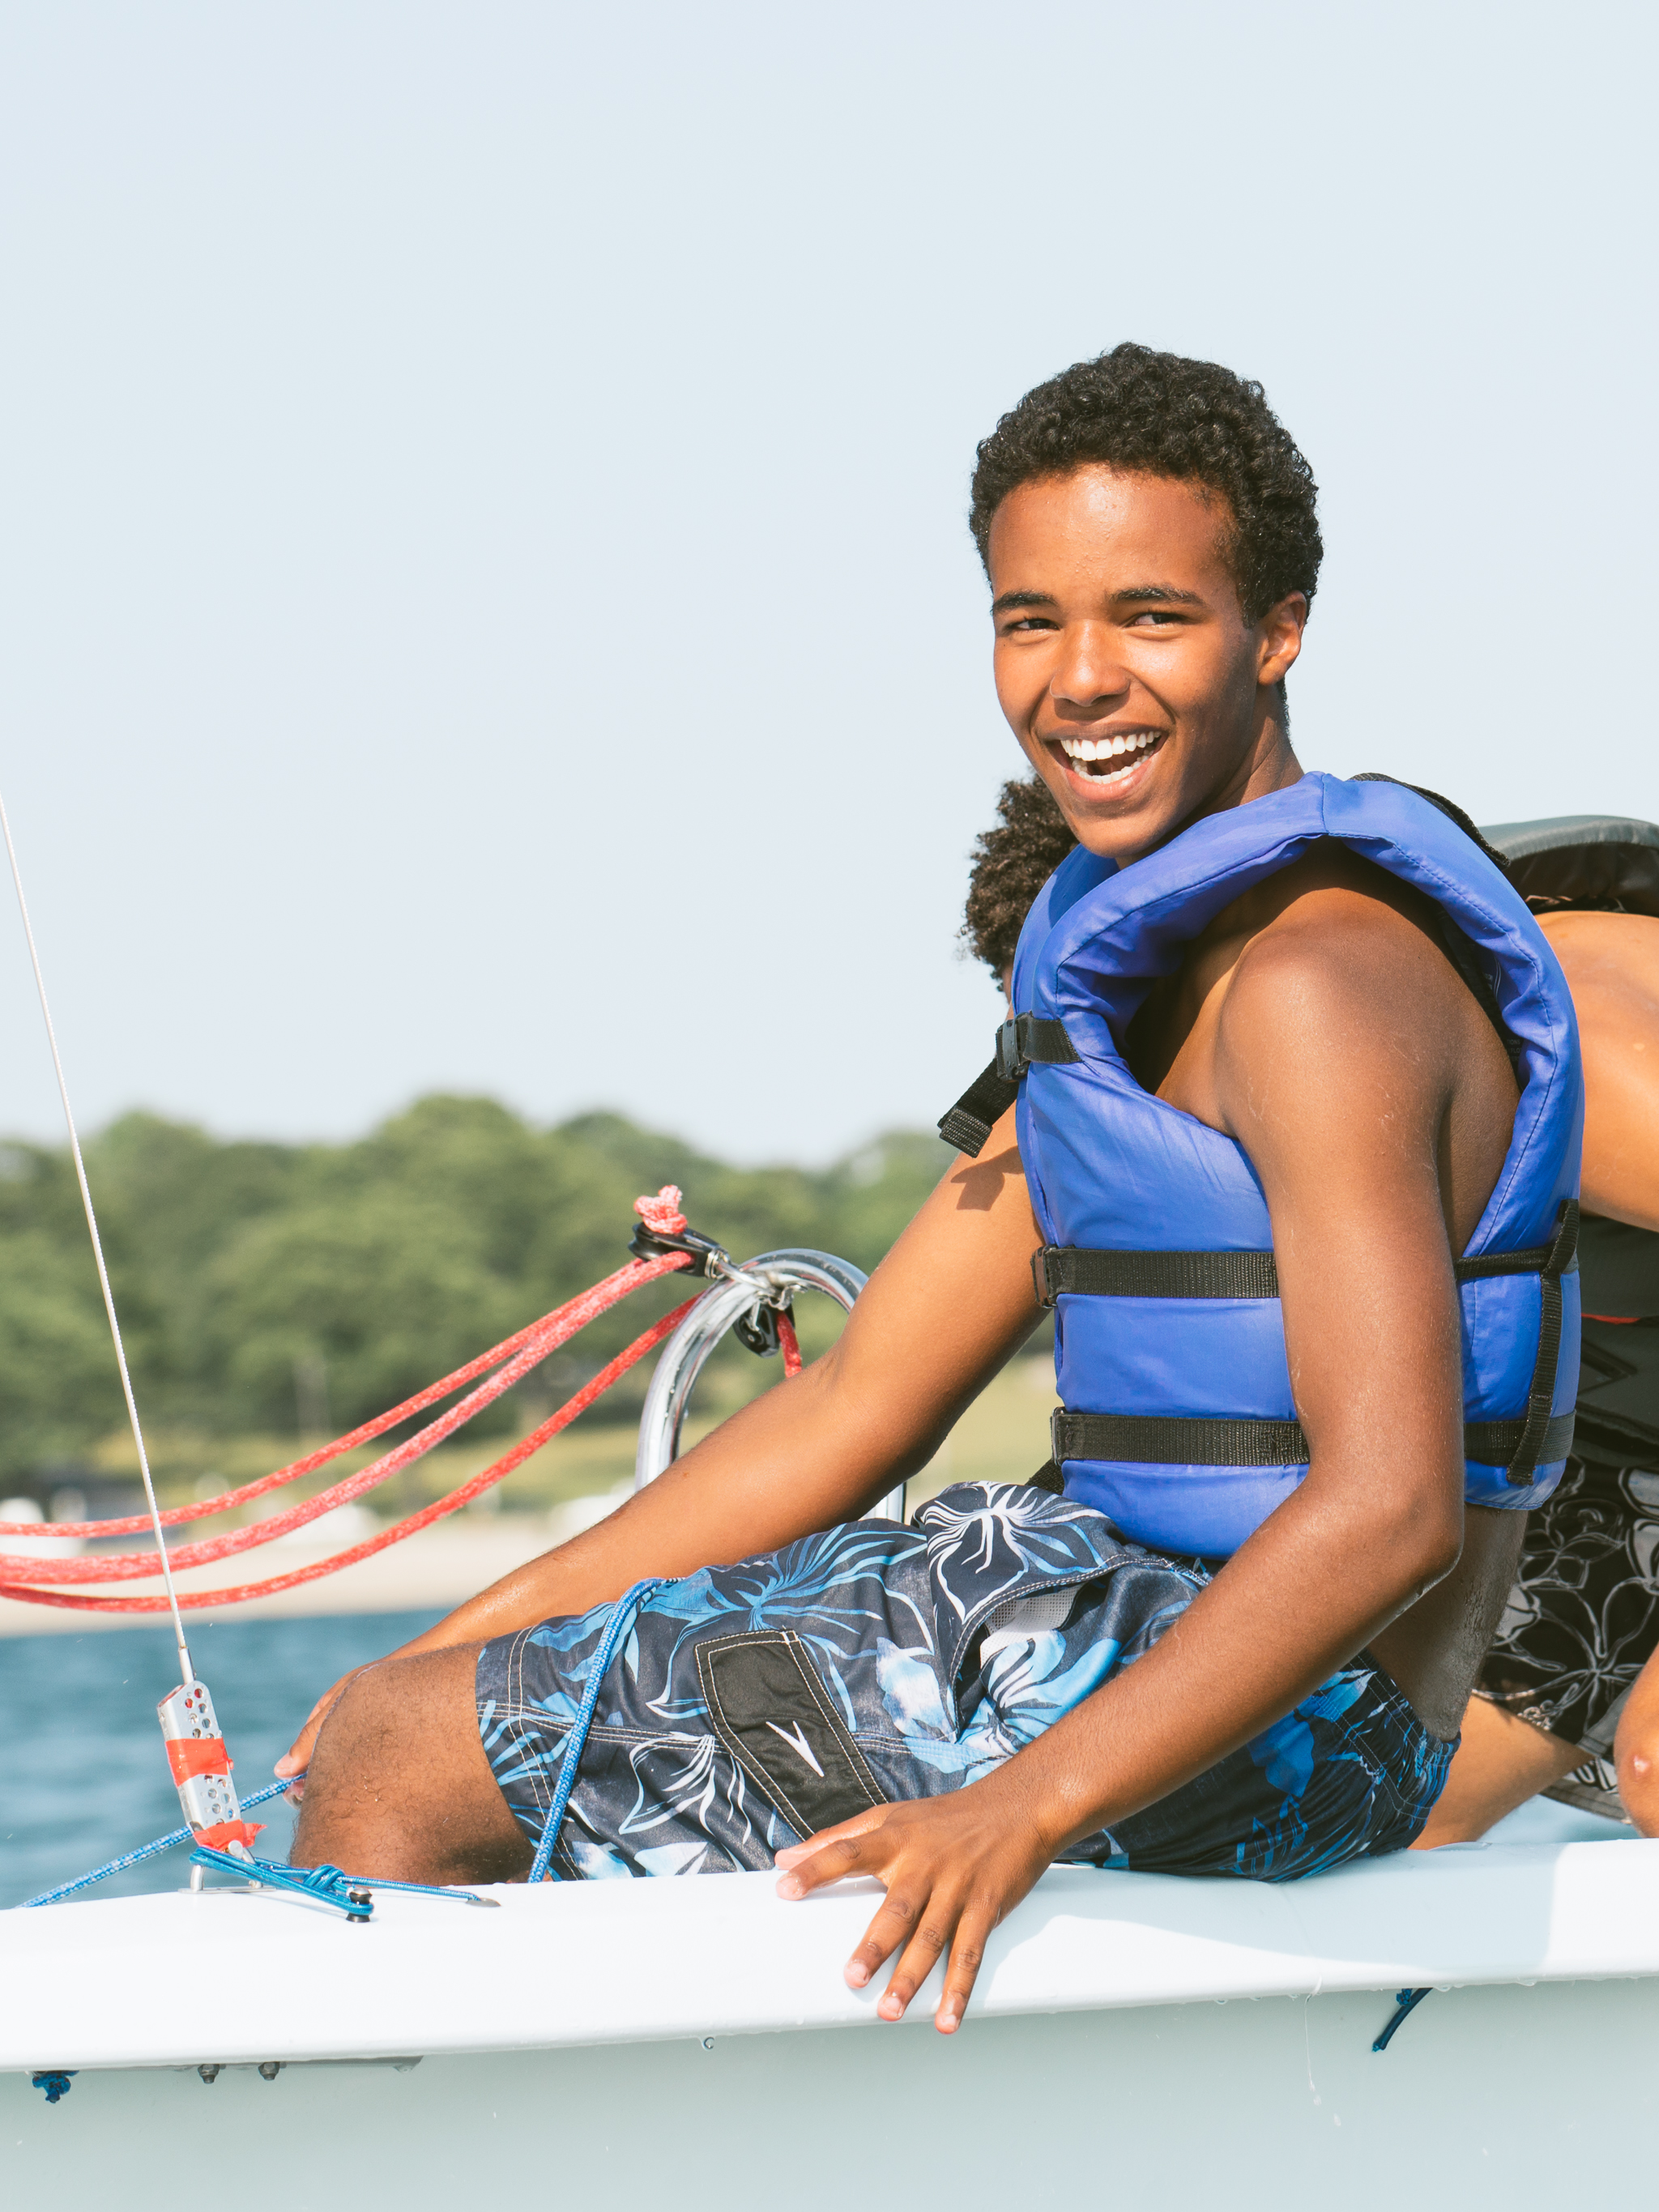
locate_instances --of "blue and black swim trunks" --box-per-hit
[475,1481,1453,1882]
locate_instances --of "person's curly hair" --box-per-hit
[962,776,1079,984]
[969,343,1322,622]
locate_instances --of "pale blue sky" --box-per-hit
[0,3,1652,1161]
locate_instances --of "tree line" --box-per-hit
[0,1095,953,1484]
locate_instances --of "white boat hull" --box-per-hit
[5,1973,1653,2210]
[5,1813,1656,2208]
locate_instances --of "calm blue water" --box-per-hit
[0,1610,441,1909]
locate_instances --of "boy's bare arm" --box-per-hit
[279,1122,1046,1774]
[1539,910,1659,1231]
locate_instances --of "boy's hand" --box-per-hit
[774,1771,1058,2034]
[275,1666,369,1788]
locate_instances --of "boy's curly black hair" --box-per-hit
[961,775,1079,985]
[969,343,1322,623]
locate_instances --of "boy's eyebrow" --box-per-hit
[990,582,1207,616]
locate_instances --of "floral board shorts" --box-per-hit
[1477,1454,1659,1818]
[476,1482,1453,1882]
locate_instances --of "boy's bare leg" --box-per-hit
[1411,1696,1582,1847]
[291,1644,531,1885]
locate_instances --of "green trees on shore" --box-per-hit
[0,1097,953,1481]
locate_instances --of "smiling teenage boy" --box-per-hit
[281,346,1582,2035]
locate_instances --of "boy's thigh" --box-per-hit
[293,1643,531,1883]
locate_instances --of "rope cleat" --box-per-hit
[188,1843,501,1916]
[190,1846,375,1920]
[628,1184,730,1278]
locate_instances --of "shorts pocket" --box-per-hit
[695,1630,889,1838]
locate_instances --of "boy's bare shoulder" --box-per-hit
[1540,906,1659,999]
[1220,845,1487,1068]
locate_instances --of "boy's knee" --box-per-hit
[292,1641,524,1883]
[321,1654,429,1756]
[301,1647,485,1826]
[335,1644,480,1745]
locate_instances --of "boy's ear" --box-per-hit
[1258,591,1307,689]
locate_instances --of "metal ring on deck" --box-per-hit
[633,1248,905,1522]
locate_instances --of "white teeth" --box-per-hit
[1059,730,1161,777]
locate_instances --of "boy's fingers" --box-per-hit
[876,1892,957,2019]
[845,1878,925,1988]
[774,1814,888,1895]
[775,1807,887,1864]
[935,1904,995,2033]
[275,1711,325,1775]
[274,1673,355,1775]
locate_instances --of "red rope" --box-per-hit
[0,1254,682,1542]
[0,1255,689,1586]
[0,1186,714,1607]
[0,1294,699,1613]
[778,1311,803,1378]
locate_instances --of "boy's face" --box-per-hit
[987,467,1306,862]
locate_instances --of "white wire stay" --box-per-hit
[0,786,194,1684]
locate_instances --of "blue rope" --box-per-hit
[190,1843,499,1910]
[27,1584,667,1912]
[528,1578,666,1884]
[1372,1985,1432,2052]
[333,1870,500,1907]
[189,1843,373,1920]
[21,1775,303,1909]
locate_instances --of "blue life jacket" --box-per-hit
[995,772,1584,1559]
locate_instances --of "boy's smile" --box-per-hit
[987,465,1307,862]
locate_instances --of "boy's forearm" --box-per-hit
[1007,1464,1455,1853]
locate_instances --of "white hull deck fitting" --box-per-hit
[2,1802,1653,2210]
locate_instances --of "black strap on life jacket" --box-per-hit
[1044,1199,1580,1489]
[937,1015,1080,1157]
[1030,1209,1577,1306]
[1049,1407,1578,1480]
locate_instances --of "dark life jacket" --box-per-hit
[940,772,1584,1559]
[1486,811,1659,1474]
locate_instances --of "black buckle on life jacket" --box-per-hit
[993,1013,1081,1083]
[940,1019,1081,1157]
[993,1018,1027,1082]
[1502,1197,1581,1486]
[628,1218,730,1279]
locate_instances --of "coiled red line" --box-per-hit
[0,1186,736,1611]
